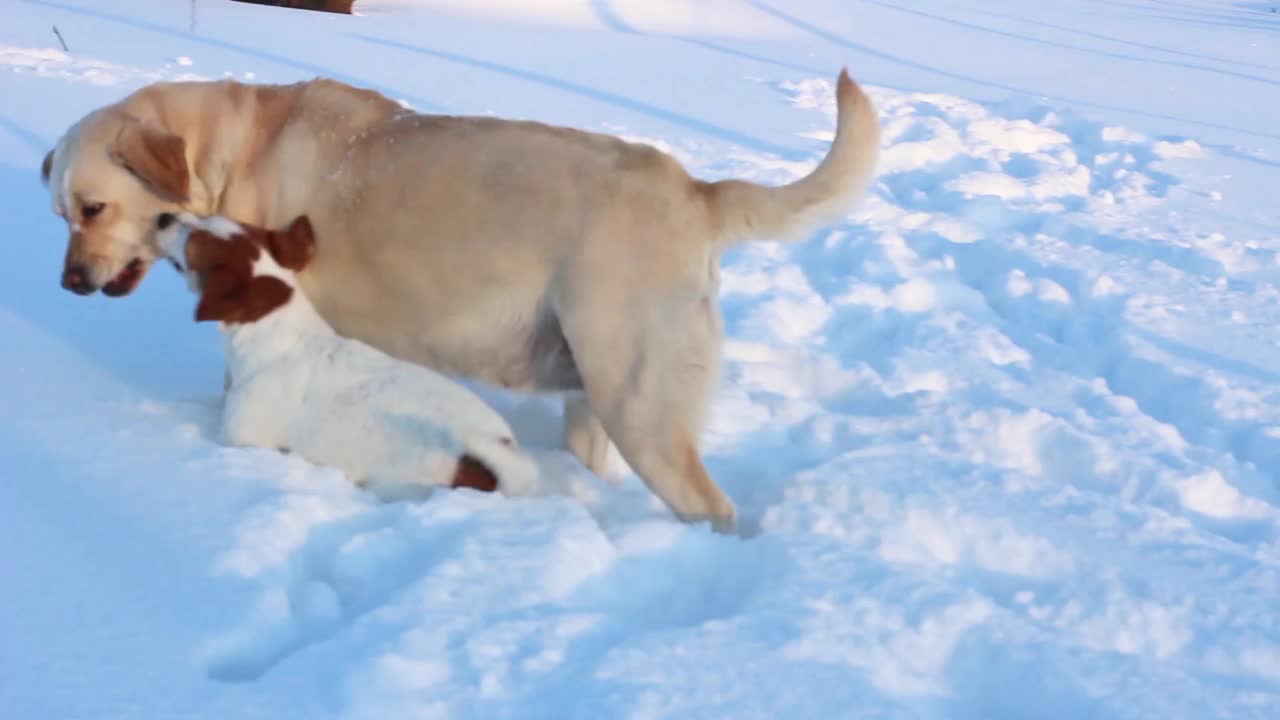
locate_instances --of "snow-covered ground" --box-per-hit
[3,0,1280,717]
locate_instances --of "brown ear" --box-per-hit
[41,150,53,186]
[237,277,294,323]
[194,267,244,323]
[196,274,293,325]
[265,215,317,272]
[108,120,190,203]
[184,229,231,274]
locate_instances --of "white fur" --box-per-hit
[160,214,539,499]
[181,213,244,241]
[51,129,74,218]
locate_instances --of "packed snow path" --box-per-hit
[3,1,1280,718]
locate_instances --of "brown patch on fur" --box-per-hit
[41,150,52,185]
[108,119,190,203]
[450,454,499,492]
[186,229,295,325]
[230,0,354,13]
[264,215,317,271]
[197,274,293,324]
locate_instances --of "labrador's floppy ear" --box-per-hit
[264,215,317,272]
[108,119,190,203]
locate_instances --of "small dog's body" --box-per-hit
[156,211,537,498]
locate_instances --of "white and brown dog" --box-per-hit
[154,210,538,499]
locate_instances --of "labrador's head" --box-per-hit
[42,107,190,297]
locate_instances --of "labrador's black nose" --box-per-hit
[155,212,176,230]
[61,265,93,295]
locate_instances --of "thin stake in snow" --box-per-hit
[51,25,68,52]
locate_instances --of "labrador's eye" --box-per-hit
[156,212,176,230]
[82,202,105,219]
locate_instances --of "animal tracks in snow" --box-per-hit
[169,75,1280,715]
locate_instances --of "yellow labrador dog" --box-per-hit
[40,69,880,532]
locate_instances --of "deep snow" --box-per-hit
[2,1,1280,718]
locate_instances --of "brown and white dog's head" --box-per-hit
[154,212,316,325]
[42,107,192,297]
